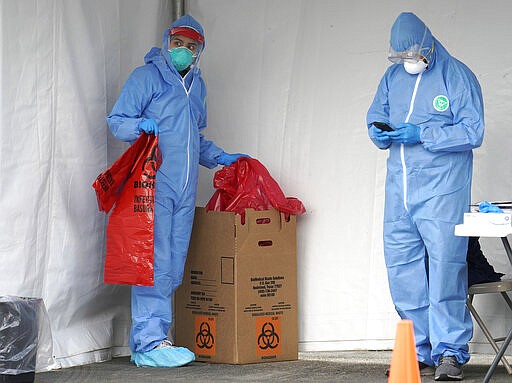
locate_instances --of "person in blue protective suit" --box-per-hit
[367,12,484,381]
[107,14,248,368]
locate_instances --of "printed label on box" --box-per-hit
[194,316,216,356]
[256,316,282,358]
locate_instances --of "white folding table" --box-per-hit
[455,222,512,383]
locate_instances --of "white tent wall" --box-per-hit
[189,0,512,354]
[0,0,173,368]
[0,0,511,369]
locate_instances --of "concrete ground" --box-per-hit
[32,351,511,383]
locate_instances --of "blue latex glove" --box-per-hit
[369,125,391,145]
[387,123,421,144]
[139,118,159,135]
[479,201,504,213]
[216,151,250,166]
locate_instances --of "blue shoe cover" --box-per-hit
[130,346,195,367]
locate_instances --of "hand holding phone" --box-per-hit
[372,121,394,132]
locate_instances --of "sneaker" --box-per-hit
[385,361,435,377]
[435,356,464,381]
[131,339,195,368]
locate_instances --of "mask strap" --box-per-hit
[419,26,427,50]
[422,41,434,67]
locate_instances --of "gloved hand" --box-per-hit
[479,201,504,213]
[369,125,391,146]
[139,118,159,135]
[216,151,250,166]
[388,123,421,144]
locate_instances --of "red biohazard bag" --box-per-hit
[205,157,305,220]
[92,133,161,286]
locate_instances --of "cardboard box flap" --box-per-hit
[236,209,296,255]
[236,209,295,235]
[236,209,282,234]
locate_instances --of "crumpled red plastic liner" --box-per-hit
[205,157,305,220]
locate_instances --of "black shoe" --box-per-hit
[385,361,435,377]
[435,356,464,381]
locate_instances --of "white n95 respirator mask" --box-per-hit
[404,60,427,75]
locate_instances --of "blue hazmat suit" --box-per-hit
[367,13,484,366]
[107,15,223,353]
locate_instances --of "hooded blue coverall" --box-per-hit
[367,13,484,366]
[107,15,223,353]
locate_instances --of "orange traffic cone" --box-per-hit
[388,319,420,383]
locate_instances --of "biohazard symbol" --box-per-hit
[257,322,280,350]
[142,145,160,179]
[195,321,215,349]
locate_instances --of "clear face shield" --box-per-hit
[166,26,204,71]
[168,35,203,67]
[387,27,432,65]
[388,44,430,64]
[168,36,202,58]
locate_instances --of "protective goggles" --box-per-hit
[388,43,432,64]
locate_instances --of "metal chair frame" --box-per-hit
[466,279,512,380]
[455,226,512,382]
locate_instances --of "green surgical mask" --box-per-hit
[169,47,194,71]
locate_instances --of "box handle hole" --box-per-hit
[258,240,273,247]
[256,218,271,225]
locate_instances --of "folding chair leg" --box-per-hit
[502,291,512,311]
[483,327,512,383]
[466,298,512,374]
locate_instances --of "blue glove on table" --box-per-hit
[388,123,421,144]
[216,151,250,166]
[479,201,504,213]
[369,125,391,145]
[139,118,159,135]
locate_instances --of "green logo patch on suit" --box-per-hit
[433,95,449,112]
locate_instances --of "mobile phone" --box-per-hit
[372,121,394,132]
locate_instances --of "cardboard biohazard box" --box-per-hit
[175,207,298,364]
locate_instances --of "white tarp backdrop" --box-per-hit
[0,0,173,368]
[1,0,511,368]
